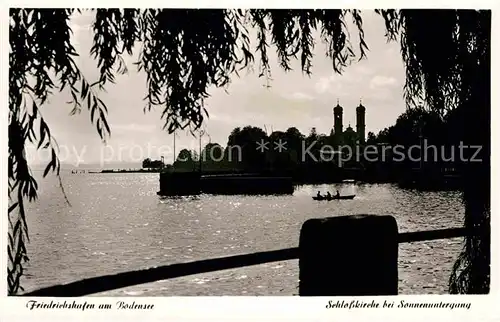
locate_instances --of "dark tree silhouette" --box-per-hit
[8,8,489,295]
[142,158,164,169]
[142,158,152,168]
[268,131,291,171]
[201,142,224,162]
[226,126,268,170]
[176,149,194,162]
[284,127,305,166]
[308,127,318,140]
[366,131,376,144]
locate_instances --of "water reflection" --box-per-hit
[24,173,464,295]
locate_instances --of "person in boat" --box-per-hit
[326,191,332,199]
[316,191,322,198]
[336,190,340,197]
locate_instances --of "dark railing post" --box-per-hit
[299,214,399,296]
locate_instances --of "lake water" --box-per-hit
[22,172,465,295]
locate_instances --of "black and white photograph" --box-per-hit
[5,6,492,307]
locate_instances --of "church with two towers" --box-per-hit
[332,99,366,145]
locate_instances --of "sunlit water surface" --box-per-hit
[23,172,464,296]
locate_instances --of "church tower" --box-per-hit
[333,99,343,136]
[356,99,366,143]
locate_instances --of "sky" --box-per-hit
[26,10,407,168]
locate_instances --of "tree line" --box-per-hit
[155,105,465,183]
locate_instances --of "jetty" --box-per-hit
[157,171,294,196]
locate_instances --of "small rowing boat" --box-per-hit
[312,194,356,201]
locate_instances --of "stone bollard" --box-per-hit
[299,215,399,296]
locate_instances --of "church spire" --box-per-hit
[356,97,366,143]
[333,98,343,135]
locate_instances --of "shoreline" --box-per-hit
[66,168,462,192]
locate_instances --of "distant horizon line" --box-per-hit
[30,162,142,169]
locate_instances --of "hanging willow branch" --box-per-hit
[8,8,489,295]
